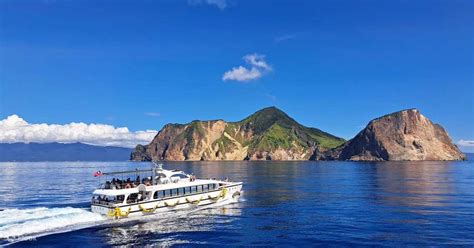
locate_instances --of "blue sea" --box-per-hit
[1,158,473,247]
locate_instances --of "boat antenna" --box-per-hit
[151,161,163,185]
[152,161,163,170]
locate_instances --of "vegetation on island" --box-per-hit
[131,106,346,161]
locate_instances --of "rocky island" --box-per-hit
[323,109,466,161]
[131,107,345,161]
[131,107,466,161]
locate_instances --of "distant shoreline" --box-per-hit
[1,154,471,163]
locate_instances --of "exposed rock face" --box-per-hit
[132,108,465,162]
[131,107,345,161]
[324,109,466,161]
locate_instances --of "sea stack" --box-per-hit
[327,109,466,161]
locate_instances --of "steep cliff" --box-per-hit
[322,109,466,161]
[131,107,345,161]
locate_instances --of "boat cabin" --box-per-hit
[92,166,221,207]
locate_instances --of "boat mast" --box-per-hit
[152,161,163,185]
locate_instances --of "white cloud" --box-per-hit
[145,112,161,117]
[274,31,308,43]
[457,140,474,147]
[188,0,227,10]
[265,93,277,102]
[222,53,272,82]
[222,66,261,81]
[0,115,158,148]
[274,34,297,43]
[243,54,271,70]
[457,140,474,153]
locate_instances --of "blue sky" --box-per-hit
[0,0,473,151]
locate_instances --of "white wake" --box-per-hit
[0,198,242,244]
[0,207,106,243]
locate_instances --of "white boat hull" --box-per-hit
[91,184,242,218]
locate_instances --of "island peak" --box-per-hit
[131,107,345,161]
[324,109,465,161]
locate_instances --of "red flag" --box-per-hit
[93,171,102,177]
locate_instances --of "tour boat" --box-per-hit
[91,163,243,219]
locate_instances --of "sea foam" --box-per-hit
[0,199,240,243]
[0,207,105,242]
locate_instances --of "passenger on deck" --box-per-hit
[115,179,122,189]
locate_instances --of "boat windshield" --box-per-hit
[170,173,189,179]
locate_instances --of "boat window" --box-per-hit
[92,194,125,205]
[153,191,163,199]
[157,173,167,178]
[162,190,167,198]
[127,193,139,203]
[191,186,197,193]
[171,188,178,196]
[170,173,188,179]
[179,188,185,195]
[186,187,191,195]
[197,185,202,193]
[203,184,209,192]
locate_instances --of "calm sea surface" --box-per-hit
[0,159,473,247]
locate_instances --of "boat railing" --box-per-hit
[99,177,194,190]
[99,180,155,190]
[100,182,138,190]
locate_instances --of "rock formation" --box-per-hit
[131,107,345,161]
[322,109,466,161]
[132,108,466,162]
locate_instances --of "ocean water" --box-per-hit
[0,159,473,247]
